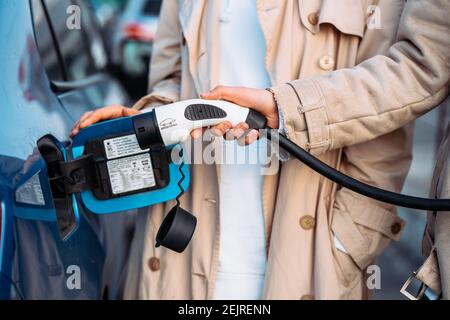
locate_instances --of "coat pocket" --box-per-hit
[298,0,368,38]
[331,191,406,271]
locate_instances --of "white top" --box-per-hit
[213,0,271,300]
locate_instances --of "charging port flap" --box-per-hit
[36,135,98,241]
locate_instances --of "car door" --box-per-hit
[0,0,135,300]
[38,0,131,121]
[31,0,137,300]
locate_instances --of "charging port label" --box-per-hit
[104,134,149,160]
[107,153,156,195]
[15,172,45,206]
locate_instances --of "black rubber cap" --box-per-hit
[155,206,197,253]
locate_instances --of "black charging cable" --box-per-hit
[175,146,186,207]
[265,129,450,211]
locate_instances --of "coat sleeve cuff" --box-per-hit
[271,79,331,155]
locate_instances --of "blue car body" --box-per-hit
[0,0,136,299]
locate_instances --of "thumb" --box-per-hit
[200,85,230,101]
[122,108,140,117]
[200,86,268,117]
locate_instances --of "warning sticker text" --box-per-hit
[107,153,156,195]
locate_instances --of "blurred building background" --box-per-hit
[87,0,450,299]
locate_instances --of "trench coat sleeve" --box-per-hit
[272,0,450,155]
[133,0,182,111]
[329,0,412,271]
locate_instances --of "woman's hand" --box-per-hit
[70,105,140,138]
[70,86,279,145]
[191,86,279,145]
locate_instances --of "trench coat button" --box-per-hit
[299,215,316,230]
[148,257,160,272]
[391,222,402,235]
[301,294,315,300]
[308,12,319,26]
[319,55,335,71]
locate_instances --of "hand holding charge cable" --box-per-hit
[45,98,449,252]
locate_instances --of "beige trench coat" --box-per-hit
[267,0,449,300]
[272,0,449,154]
[124,0,411,300]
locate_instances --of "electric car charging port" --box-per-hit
[83,134,171,200]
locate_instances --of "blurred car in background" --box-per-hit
[0,0,136,299]
[90,0,128,54]
[110,0,162,100]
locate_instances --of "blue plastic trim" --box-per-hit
[72,116,190,215]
